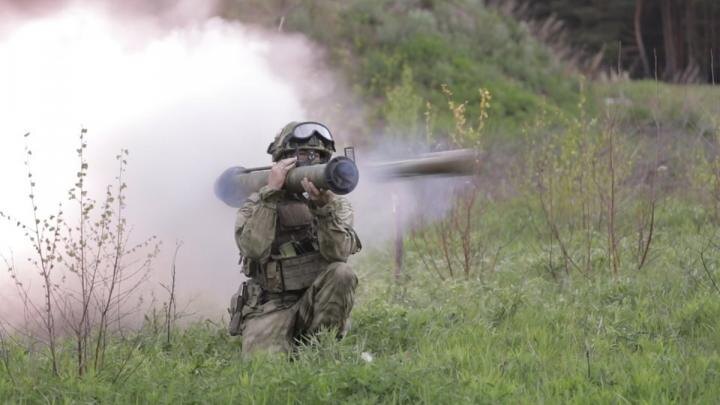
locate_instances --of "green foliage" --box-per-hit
[385,66,423,140]
[221,0,582,138]
[2,220,720,402]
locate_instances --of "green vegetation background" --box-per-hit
[2,0,720,403]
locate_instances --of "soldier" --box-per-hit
[228,121,362,355]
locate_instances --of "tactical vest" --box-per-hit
[246,199,329,292]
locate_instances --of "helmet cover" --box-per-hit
[267,121,336,162]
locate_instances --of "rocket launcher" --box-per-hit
[214,149,477,208]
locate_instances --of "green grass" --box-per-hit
[2,200,719,403]
[3,2,719,402]
[590,80,720,136]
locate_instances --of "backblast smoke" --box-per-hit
[0,0,470,322]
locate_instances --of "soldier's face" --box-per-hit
[295,149,325,166]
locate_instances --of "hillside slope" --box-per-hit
[221,0,582,137]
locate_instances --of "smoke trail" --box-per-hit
[350,140,471,248]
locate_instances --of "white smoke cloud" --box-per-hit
[0,1,468,326]
[0,2,350,318]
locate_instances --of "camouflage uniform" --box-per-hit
[229,129,361,355]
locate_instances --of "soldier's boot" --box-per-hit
[295,262,358,339]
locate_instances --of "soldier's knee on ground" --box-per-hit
[326,262,357,289]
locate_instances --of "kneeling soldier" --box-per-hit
[229,121,362,355]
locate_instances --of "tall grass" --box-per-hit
[1,213,719,403]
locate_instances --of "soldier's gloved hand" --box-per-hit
[268,157,297,190]
[301,177,334,207]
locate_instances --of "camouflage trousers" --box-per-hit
[239,262,357,356]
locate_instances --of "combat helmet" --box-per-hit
[267,121,336,162]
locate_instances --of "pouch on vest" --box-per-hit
[228,282,247,336]
[279,252,329,291]
[240,256,261,278]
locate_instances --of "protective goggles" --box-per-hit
[268,122,336,157]
[285,122,335,151]
[291,122,333,141]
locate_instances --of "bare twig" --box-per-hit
[22,133,59,376]
[409,227,446,281]
[537,178,584,276]
[700,250,720,295]
[437,218,455,278]
[162,241,182,346]
[638,50,661,270]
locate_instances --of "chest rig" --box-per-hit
[250,198,329,292]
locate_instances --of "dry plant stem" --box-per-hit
[638,52,662,270]
[93,153,128,371]
[76,129,93,376]
[484,228,518,274]
[423,85,489,280]
[585,347,592,380]
[449,199,469,277]
[59,129,111,376]
[392,194,404,283]
[699,249,720,295]
[23,135,59,376]
[537,169,555,279]
[542,197,582,275]
[438,219,455,278]
[538,169,583,277]
[409,225,446,281]
[605,111,621,277]
[163,242,182,346]
[584,181,594,274]
[460,187,479,279]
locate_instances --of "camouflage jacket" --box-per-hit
[235,185,361,282]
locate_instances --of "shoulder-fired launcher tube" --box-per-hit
[215,157,359,208]
[214,149,478,208]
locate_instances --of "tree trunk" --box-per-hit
[714,0,718,83]
[660,0,676,79]
[685,0,695,72]
[634,0,651,77]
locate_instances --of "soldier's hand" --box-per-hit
[302,177,334,207]
[268,157,297,190]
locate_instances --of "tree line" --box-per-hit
[527,0,719,82]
